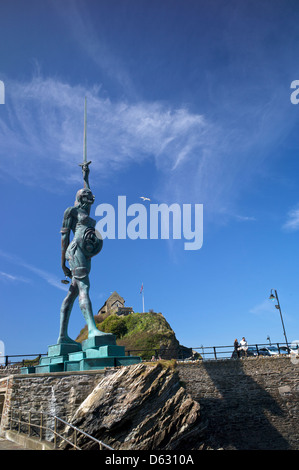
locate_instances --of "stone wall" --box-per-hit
[177,356,299,450]
[1,357,298,450]
[0,369,117,435]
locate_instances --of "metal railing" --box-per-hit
[1,341,298,370]
[189,342,297,360]
[0,354,47,369]
[9,408,113,450]
[126,342,298,361]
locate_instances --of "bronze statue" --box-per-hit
[57,100,105,345]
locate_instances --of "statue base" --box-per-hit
[82,333,117,349]
[48,342,82,357]
[20,336,141,374]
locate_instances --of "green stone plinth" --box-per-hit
[86,345,125,358]
[39,355,69,365]
[48,342,82,357]
[79,357,116,370]
[64,361,82,372]
[82,334,116,350]
[64,345,141,371]
[20,335,141,374]
[67,345,125,361]
[77,355,141,371]
[34,363,64,373]
[68,351,86,361]
[20,366,36,374]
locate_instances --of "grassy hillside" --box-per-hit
[76,311,191,360]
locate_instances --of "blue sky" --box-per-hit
[1,0,299,357]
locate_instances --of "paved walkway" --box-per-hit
[0,437,28,450]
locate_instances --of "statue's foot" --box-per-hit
[88,328,113,338]
[57,335,79,345]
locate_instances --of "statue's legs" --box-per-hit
[77,276,105,337]
[57,280,79,344]
[61,241,106,340]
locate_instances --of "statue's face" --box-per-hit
[81,189,95,205]
[76,188,95,207]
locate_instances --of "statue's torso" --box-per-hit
[66,208,102,260]
[73,209,96,240]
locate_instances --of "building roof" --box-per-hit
[98,291,125,312]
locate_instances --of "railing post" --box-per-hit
[255,345,260,356]
[18,410,21,433]
[40,412,43,441]
[54,417,57,449]
[74,429,77,449]
[213,347,217,360]
[28,410,31,436]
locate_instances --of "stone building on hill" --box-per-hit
[98,291,134,316]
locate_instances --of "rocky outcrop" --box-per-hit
[77,312,193,361]
[63,362,206,450]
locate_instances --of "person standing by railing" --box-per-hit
[233,339,240,358]
[239,337,248,357]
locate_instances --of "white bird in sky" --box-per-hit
[140,196,151,201]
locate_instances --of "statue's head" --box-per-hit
[75,188,95,208]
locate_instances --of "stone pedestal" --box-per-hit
[48,342,82,356]
[20,337,141,374]
[82,334,117,349]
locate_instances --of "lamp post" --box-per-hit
[269,289,289,350]
[267,335,271,346]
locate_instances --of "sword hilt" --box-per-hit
[79,160,92,168]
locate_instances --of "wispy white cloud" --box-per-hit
[0,249,67,292]
[234,215,256,222]
[20,262,68,292]
[217,207,257,223]
[249,299,276,315]
[282,205,299,232]
[0,73,244,219]
[0,75,207,191]
[1,0,293,230]
[0,271,31,284]
[0,66,295,223]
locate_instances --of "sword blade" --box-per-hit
[79,97,91,168]
[83,96,87,163]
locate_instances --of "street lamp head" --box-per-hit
[269,289,276,300]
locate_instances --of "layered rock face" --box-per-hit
[64,362,206,450]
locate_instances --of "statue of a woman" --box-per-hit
[57,163,104,344]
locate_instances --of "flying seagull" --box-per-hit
[140,196,151,201]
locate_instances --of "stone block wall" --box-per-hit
[1,357,298,450]
[177,356,299,450]
[0,369,117,435]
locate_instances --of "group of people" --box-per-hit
[233,337,248,358]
